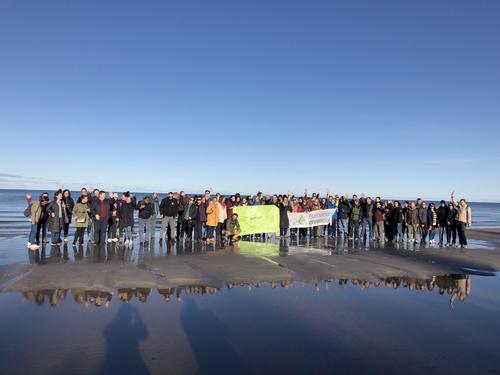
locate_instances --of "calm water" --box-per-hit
[0,188,500,374]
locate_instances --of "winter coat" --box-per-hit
[337,199,350,220]
[455,205,472,225]
[393,206,404,224]
[119,202,135,228]
[373,207,385,222]
[160,198,179,217]
[206,201,219,227]
[427,209,437,227]
[405,207,419,225]
[279,203,292,228]
[437,206,448,226]
[417,208,427,226]
[91,199,111,221]
[72,202,89,228]
[226,218,241,233]
[218,203,227,223]
[63,196,75,219]
[446,207,458,226]
[361,201,373,220]
[196,203,207,222]
[350,204,363,222]
[30,200,42,224]
[136,201,153,219]
[47,200,64,233]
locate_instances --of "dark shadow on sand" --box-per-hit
[100,304,149,374]
[180,298,251,375]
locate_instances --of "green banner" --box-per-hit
[233,205,279,236]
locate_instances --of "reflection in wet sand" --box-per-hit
[19,274,472,309]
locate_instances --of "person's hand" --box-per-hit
[116,218,119,222]
[26,193,31,200]
[51,212,55,218]
[95,214,100,221]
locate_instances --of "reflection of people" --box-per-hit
[102,304,149,374]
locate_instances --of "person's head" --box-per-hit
[54,191,63,200]
[395,200,401,208]
[298,197,303,204]
[168,192,173,199]
[459,198,467,207]
[126,196,132,204]
[40,192,49,202]
[376,201,381,208]
[232,213,238,221]
[93,189,100,197]
[189,196,194,204]
[81,188,88,196]
[144,196,150,204]
[212,197,218,203]
[151,192,157,199]
[63,189,70,198]
[404,201,409,208]
[196,196,202,205]
[354,199,359,206]
[440,200,446,207]
[180,191,185,197]
[429,202,435,210]
[81,195,88,204]
[421,202,426,209]
[353,194,358,200]
[283,197,289,205]
[367,197,372,204]
[99,191,106,200]
[410,201,416,209]
[448,202,454,210]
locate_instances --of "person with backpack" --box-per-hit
[72,195,90,246]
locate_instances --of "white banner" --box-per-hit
[288,209,336,228]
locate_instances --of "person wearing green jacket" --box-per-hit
[72,195,90,246]
[349,199,363,240]
[225,213,241,243]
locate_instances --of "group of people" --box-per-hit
[24,187,472,250]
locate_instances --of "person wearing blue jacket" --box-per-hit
[327,195,338,237]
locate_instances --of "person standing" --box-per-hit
[107,194,120,243]
[36,192,50,244]
[361,196,374,243]
[446,202,458,246]
[427,203,438,246]
[279,196,292,238]
[91,191,110,245]
[47,191,65,245]
[349,199,362,241]
[176,191,189,240]
[61,189,75,242]
[436,200,448,247]
[27,194,43,250]
[119,194,135,247]
[150,192,159,239]
[393,201,404,243]
[327,195,338,238]
[160,192,179,243]
[182,197,196,241]
[217,196,227,240]
[405,202,419,244]
[337,196,350,238]
[418,202,428,245]
[205,197,219,243]
[452,193,472,248]
[72,195,90,246]
[373,201,385,242]
[136,196,153,245]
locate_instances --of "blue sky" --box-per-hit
[0,1,499,201]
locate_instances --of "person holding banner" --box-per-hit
[279,197,292,237]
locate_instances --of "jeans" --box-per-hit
[108,219,118,239]
[36,219,48,243]
[419,225,428,244]
[280,228,289,236]
[338,218,349,236]
[89,218,95,242]
[161,216,176,241]
[94,219,108,245]
[182,219,193,240]
[438,225,446,246]
[139,218,151,243]
[150,215,157,237]
[207,225,216,240]
[29,223,37,244]
[361,218,373,241]
[446,222,457,244]
[195,221,205,240]
[123,226,132,241]
[429,226,436,241]
[351,221,360,239]
[396,223,403,241]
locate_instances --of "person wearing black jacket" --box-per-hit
[160,192,179,243]
[446,203,458,246]
[337,196,350,238]
[436,200,448,247]
[393,201,404,242]
[417,202,428,245]
[119,194,135,247]
[90,191,110,245]
[62,189,75,242]
[181,196,197,241]
[136,196,153,244]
